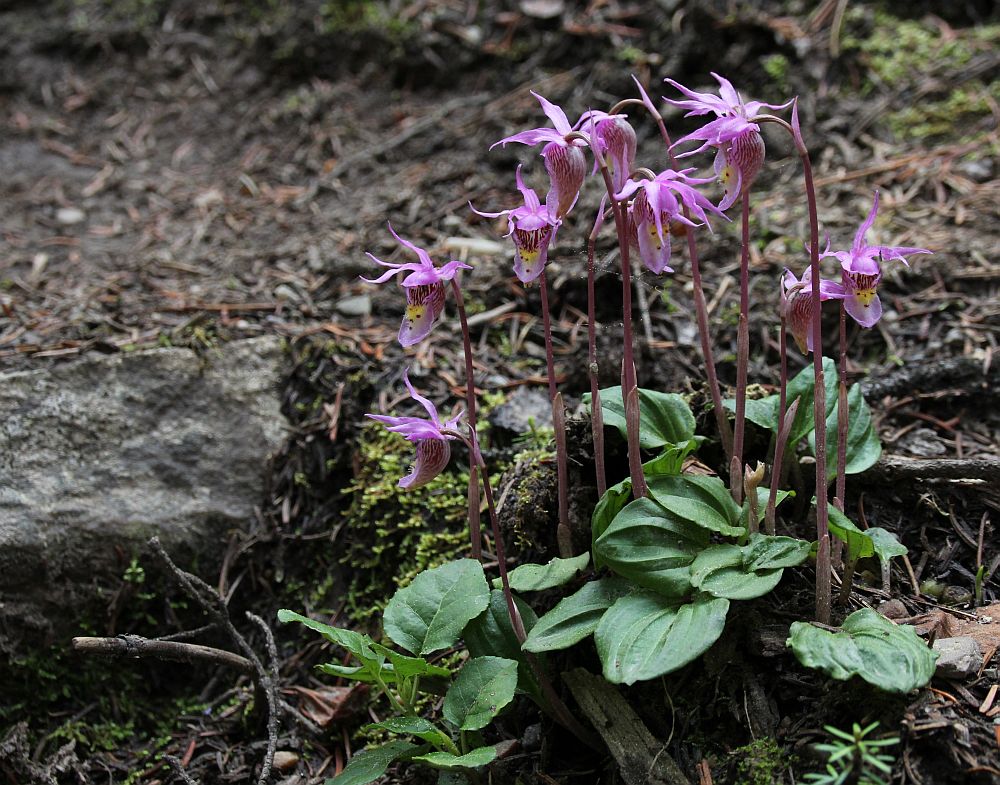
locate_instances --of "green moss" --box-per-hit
[336,423,479,624]
[762,54,790,92]
[842,8,1000,143]
[731,737,794,785]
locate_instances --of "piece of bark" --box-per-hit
[562,668,691,785]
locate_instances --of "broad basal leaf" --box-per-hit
[787,608,937,693]
[585,387,696,449]
[464,590,541,703]
[496,553,590,592]
[278,610,383,674]
[329,740,419,785]
[522,578,631,653]
[383,559,490,655]
[594,592,729,685]
[647,475,745,538]
[592,478,632,562]
[593,497,708,597]
[442,656,518,731]
[411,747,497,770]
[366,717,452,750]
[689,534,811,600]
[826,504,875,562]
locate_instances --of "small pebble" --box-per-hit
[933,636,983,679]
[56,207,85,225]
[335,294,371,317]
[877,599,908,619]
[272,750,299,772]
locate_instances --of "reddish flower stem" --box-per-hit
[759,107,831,623]
[449,278,483,561]
[642,102,734,459]
[577,131,645,499]
[764,318,791,534]
[586,226,607,497]
[835,303,849,509]
[538,273,571,552]
[731,187,752,505]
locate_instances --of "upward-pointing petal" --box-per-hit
[402,369,443,426]
[531,91,573,135]
[853,191,880,254]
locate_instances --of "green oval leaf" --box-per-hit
[411,747,497,770]
[865,527,908,566]
[787,608,937,693]
[592,478,632,560]
[366,717,452,750]
[826,504,875,562]
[593,497,708,597]
[464,590,541,702]
[725,358,838,449]
[329,740,419,785]
[810,383,882,480]
[647,475,745,537]
[585,387,696,449]
[443,656,518,731]
[690,535,810,600]
[522,578,631,653]
[278,609,381,669]
[495,553,590,593]
[595,592,729,685]
[383,559,490,655]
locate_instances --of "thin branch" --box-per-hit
[71,635,254,674]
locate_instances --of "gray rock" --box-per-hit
[933,636,983,679]
[335,294,371,317]
[488,386,553,437]
[0,337,287,651]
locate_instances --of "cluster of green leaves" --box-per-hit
[536,388,810,684]
[280,559,540,784]
[803,722,899,785]
[570,385,925,691]
[726,358,881,482]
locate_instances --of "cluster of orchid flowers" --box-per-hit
[359,72,930,627]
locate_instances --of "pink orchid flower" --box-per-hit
[819,192,931,328]
[362,224,471,347]
[366,369,464,489]
[471,165,561,284]
[617,168,726,274]
[492,91,587,220]
[664,73,791,210]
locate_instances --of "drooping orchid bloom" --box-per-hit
[579,110,637,194]
[361,224,471,347]
[491,91,588,220]
[664,73,792,210]
[819,192,931,328]
[616,168,726,274]
[366,369,464,489]
[471,165,561,284]
[780,266,824,354]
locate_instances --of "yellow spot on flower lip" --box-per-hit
[519,249,540,263]
[405,305,426,322]
[856,288,877,306]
